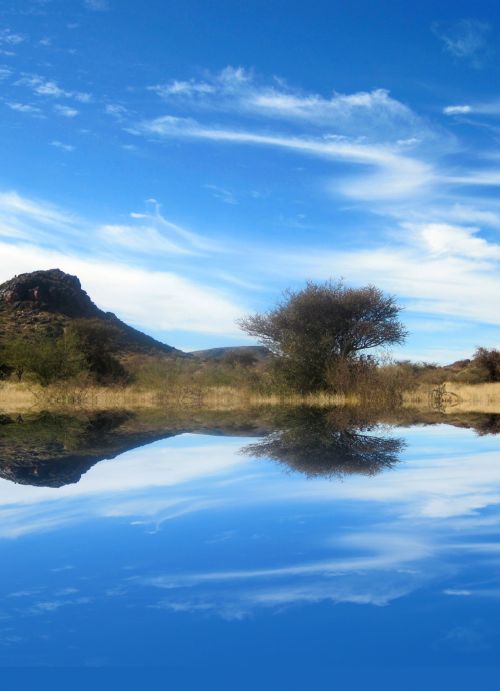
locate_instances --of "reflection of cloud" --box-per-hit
[134,531,435,616]
[0,439,248,537]
[1,427,500,623]
[438,622,490,652]
[2,428,500,538]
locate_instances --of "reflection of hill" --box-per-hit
[242,407,405,478]
[1,406,500,489]
[0,409,271,488]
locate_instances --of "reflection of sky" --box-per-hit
[1,425,500,669]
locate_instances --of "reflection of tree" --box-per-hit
[242,407,405,478]
[470,414,500,436]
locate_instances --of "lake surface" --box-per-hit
[0,408,499,683]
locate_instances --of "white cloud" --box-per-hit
[99,223,196,255]
[50,140,75,152]
[74,91,92,103]
[0,191,244,336]
[444,101,500,118]
[128,199,223,252]
[19,76,68,98]
[0,241,245,335]
[0,191,81,233]
[412,222,500,260]
[150,80,215,98]
[104,103,128,119]
[204,184,238,205]
[429,203,500,229]
[445,170,500,187]
[54,104,79,117]
[134,115,433,201]
[149,68,429,145]
[15,75,92,104]
[83,0,109,10]
[279,221,500,328]
[444,105,472,115]
[0,191,220,255]
[433,19,491,65]
[0,29,25,46]
[7,102,42,115]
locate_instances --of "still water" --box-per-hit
[0,408,499,680]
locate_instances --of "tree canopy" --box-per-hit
[238,280,407,392]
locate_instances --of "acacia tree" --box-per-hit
[238,280,407,392]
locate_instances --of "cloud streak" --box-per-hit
[133,115,434,201]
[0,191,245,338]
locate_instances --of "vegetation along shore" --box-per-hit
[0,268,499,412]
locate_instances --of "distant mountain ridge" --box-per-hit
[0,269,186,357]
[191,345,271,362]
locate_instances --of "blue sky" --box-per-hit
[1,1,500,360]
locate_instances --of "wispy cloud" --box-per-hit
[6,102,42,116]
[432,19,492,67]
[50,140,74,152]
[148,67,430,144]
[444,100,500,117]
[15,74,92,103]
[83,0,109,10]
[279,221,500,329]
[127,198,223,253]
[0,191,245,338]
[133,115,434,201]
[104,103,128,119]
[17,75,68,98]
[0,29,26,46]
[204,184,238,205]
[54,104,78,117]
[0,241,245,336]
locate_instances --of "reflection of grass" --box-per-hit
[0,381,358,413]
[404,381,500,413]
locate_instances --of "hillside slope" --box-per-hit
[0,269,186,357]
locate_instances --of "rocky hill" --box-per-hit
[0,269,186,357]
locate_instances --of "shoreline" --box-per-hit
[2,381,500,414]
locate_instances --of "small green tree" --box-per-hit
[66,320,128,384]
[3,332,87,385]
[3,337,35,381]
